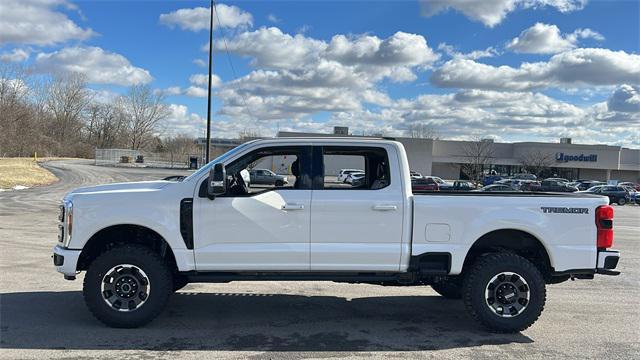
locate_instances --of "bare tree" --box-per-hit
[406,123,439,139]
[119,85,170,150]
[238,129,261,141]
[459,137,495,184]
[0,64,32,156]
[164,134,198,167]
[85,102,128,149]
[519,150,555,178]
[45,73,93,155]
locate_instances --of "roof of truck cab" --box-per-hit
[253,137,401,145]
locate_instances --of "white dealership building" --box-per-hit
[277,129,640,182]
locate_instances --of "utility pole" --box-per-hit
[205,0,214,163]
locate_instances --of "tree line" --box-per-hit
[0,63,195,158]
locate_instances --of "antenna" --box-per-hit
[205,0,214,163]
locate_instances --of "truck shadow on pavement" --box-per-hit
[0,290,533,351]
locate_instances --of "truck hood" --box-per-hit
[65,181,171,199]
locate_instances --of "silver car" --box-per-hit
[249,169,289,187]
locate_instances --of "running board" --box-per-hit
[183,271,404,283]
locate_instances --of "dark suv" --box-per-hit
[540,179,578,192]
[583,185,630,205]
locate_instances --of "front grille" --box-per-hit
[58,205,65,222]
[58,224,64,243]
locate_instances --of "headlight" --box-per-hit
[59,201,73,247]
[65,201,73,245]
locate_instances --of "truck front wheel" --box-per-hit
[462,252,546,333]
[82,244,173,328]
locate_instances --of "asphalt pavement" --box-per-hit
[0,160,638,359]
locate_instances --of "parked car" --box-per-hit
[412,177,439,191]
[337,169,364,183]
[427,176,453,190]
[544,178,570,183]
[621,185,638,204]
[452,180,475,191]
[482,175,503,186]
[540,179,578,192]
[513,173,537,180]
[476,184,518,192]
[410,171,423,180]
[497,179,524,190]
[519,181,542,192]
[345,172,366,186]
[53,137,620,332]
[580,185,631,205]
[249,169,288,187]
[575,180,606,191]
[162,175,186,182]
[619,182,640,191]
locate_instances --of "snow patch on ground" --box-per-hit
[0,185,30,192]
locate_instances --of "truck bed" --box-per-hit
[410,192,609,275]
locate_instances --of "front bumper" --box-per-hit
[52,245,81,277]
[596,249,620,275]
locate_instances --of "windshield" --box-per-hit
[184,141,255,182]
[585,186,603,192]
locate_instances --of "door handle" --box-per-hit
[372,204,397,211]
[282,203,305,211]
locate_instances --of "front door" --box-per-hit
[193,146,313,271]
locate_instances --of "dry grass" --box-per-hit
[0,158,59,189]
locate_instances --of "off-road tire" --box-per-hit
[462,252,546,333]
[83,244,173,328]
[431,279,462,299]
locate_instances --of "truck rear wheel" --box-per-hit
[462,252,546,333]
[431,279,462,299]
[82,244,173,328]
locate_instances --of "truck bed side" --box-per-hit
[411,194,609,275]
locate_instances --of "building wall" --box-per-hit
[397,138,433,175]
[578,168,609,181]
[431,163,461,180]
[513,143,621,170]
[611,170,640,182]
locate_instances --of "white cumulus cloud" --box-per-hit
[431,48,640,91]
[507,23,604,54]
[419,0,588,27]
[159,4,252,32]
[213,28,439,120]
[0,0,95,46]
[34,46,152,86]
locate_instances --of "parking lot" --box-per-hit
[1,159,638,359]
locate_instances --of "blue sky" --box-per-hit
[1,0,638,146]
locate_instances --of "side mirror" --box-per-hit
[207,163,226,199]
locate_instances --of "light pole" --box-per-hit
[205,0,214,163]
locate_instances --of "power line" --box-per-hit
[212,1,260,134]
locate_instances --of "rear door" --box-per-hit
[309,145,405,271]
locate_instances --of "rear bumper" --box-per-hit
[52,245,81,277]
[596,249,620,275]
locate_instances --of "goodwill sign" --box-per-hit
[555,153,598,162]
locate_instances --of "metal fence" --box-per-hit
[95,148,201,169]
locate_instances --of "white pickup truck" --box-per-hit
[53,138,620,332]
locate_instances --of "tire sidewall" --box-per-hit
[465,254,545,332]
[83,246,172,327]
